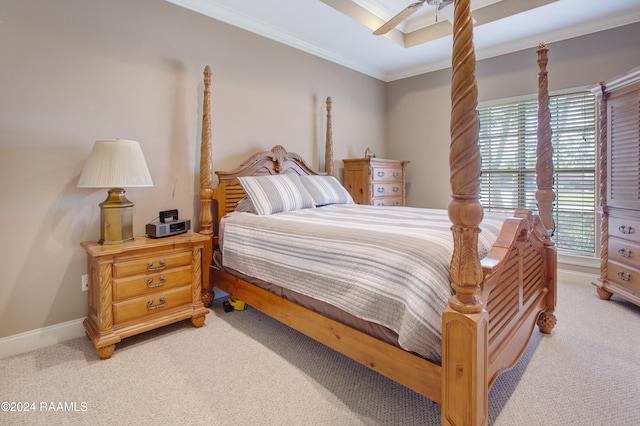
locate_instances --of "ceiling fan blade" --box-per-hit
[438,3,454,24]
[373,1,425,36]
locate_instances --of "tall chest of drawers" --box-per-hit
[81,233,210,359]
[591,66,640,307]
[343,158,409,206]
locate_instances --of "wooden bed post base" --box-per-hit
[441,309,488,425]
[537,241,557,334]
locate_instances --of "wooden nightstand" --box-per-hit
[81,233,210,359]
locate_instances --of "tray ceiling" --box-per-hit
[166,0,640,81]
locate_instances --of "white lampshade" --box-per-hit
[77,139,153,188]
[78,139,153,245]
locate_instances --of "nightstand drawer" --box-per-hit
[113,265,192,300]
[373,183,402,197]
[113,285,192,325]
[609,237,640,269]
[113,251,192,278]
[608,261,640,292]
[372,167,403,182]
[609,216,640,244]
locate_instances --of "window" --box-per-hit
[478,91,596,255]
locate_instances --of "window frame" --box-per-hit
[477,86,598,259]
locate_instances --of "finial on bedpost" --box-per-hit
[535,42,555,234]
[325,96,334,176]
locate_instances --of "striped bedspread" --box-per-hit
[220,204,507,361]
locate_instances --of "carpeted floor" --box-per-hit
[1,280,639,425]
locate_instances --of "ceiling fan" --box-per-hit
[373,0,454,35]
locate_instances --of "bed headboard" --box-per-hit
[197,66,334,237]
[211,145,326,228]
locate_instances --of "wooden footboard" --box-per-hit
[481,210,556,386]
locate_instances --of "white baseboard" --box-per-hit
[557,268,598,286]
[0,317,85,360]
[0,271,597,360]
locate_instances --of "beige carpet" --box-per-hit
[1,280,639,425]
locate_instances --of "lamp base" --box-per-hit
[99,188,135,245]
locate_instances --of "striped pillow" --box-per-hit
[300,175,354,206]
[238,174,315,215]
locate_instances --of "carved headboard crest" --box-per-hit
[268,145,289,173]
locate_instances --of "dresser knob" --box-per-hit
[377,187,385,193]
[618,225,634,235]
[147,297,167,310]
[393,186,399,192]
[618,248,632,258]
[617,271,631,282]
[377,171,385,177]
[393,172,400,178]
[147,260,166,271]
[147,275,166,288]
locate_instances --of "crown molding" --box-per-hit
[166,0,386,80]
[167,0,640,83]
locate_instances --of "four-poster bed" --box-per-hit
[196,1,557,424]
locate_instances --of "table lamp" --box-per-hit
[77,139,153,245]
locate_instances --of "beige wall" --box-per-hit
[2,0,639,340]
[388,22,640,209]
[0,0,385,338]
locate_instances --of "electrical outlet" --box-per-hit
[81,274,89,291]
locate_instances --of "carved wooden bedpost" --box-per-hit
[535,43,558,333]
[199,65,214,307]
[442,0,488,424]
[325,96,334,176]
[535,43,555,233]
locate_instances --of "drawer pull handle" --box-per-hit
[377,187,385,193]
[618,248,632,258]
[377,171,385,177]
[147,260,166,271]
[393,186,399,193]
[147,275,166,288]
[393,201,400,206]
[147,297,167,310]
[617,271,631,282]
[618,225,634,235]
[393,171,400,178]
[376,202,385,206]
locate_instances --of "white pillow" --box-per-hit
[300,175,354,206]
[238,174,315,215]
[235,197,256,213]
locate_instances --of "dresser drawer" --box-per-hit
[608,237,640,270]
[609,216,640,244]
[113,250,192,278]
[608,261,640,292]
[113,265,192,301]
[371,166,403,182]
[113,285,192,325]
[373,182,403,198]
[373,197,403,207]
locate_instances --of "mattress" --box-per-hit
[218,204,506,361]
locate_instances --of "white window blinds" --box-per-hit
[478,92,596,255]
